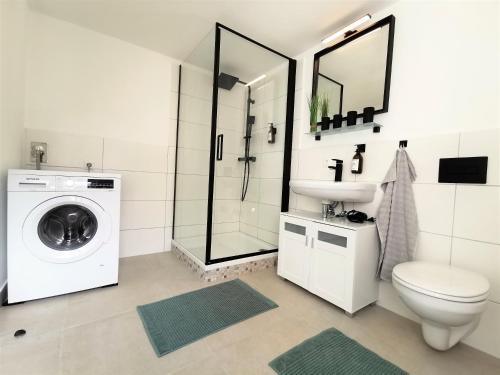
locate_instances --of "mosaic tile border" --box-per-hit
[172,245,277,282]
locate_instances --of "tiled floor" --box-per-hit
[1,252,499,375]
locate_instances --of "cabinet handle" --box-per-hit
[310,237,314,248]
[305,235,309,247]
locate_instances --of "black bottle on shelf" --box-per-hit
[363,107,375,123]
[332,114,342,129]
[347,111,357,126]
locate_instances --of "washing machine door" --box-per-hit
[23,196,112,263]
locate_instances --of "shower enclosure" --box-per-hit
[173,23,296,265]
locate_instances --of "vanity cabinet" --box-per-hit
[278,211,379,315]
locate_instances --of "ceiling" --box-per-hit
[28,0,396,60]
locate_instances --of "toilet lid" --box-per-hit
[393,261,490,302]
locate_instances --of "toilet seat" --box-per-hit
[393,261,489,303]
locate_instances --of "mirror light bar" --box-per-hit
[245,74,266,86]
[321,14,372,44]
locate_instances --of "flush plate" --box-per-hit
[438,157,488,184]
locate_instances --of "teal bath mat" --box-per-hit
[269,328,408,375]
[137,279,278,356]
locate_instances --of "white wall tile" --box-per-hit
[169,92,178,119]
[24,128,103,170]
[240,222,258,237]
[220,129,244,155]
[103,138,167,173]
[451,238,500,303]
[176,148,210,175]
[214,177,240,200]
[168,119,177,147]
[173,224,205,239]
[179,94,211,125]
[295,194,323,213]
[165,200,173,227]
[355,140,395,183]
[297,145,355,182]
[376,281,419,322]
[217,104,244,132]
[174,200,207,226]
[180,67,212,100]
[164,226,172,251]
[258,203,280,232]
[459,128,499,185]
[213,222,239,234]
[170,64,180,94]
[413,184,455,235]
[414,232,451,264]
[241,178,259,203]
[213,199,240,224]
[407,133,459,184]
[216,154,243,178]
[453,185,499,244]
[259,178,282,206]
[166,174,175,201]
[177,121,211,151]
[218,84,245,109]
[257,152,284,179]
[176,174,208,200]
[120,201,165,230]
[463,301,500,359]
[119,228,165,258]
[118,171,167,201]
[240,201,259,226]
[258,228,279,246]
[167,147,176,173]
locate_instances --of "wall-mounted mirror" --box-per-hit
[312,15,395,120]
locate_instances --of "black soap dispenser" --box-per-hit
[267,123,276,143]
[351,144,365,174]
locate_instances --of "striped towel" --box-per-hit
[376,149,418,281]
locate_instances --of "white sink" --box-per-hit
[290,180,376,203]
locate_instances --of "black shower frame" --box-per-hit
[191,23,297,265]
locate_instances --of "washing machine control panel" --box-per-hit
[55,177,116,191]
[87,179,114,189]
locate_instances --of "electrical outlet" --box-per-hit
[30,142,48,163]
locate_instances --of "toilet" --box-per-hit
[392,261,490,351]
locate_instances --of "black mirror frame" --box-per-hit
[312,15,395,120]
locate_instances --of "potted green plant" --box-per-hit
[320,95,330,130]
[307,95,319,133]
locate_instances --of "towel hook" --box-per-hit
[399,140,408,148]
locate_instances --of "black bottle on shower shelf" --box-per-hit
[347,111,357,126]
[267,123,276,143]
[351,144,365,174]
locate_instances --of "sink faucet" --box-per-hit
[328,159,343,182]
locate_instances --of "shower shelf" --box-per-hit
[305,122,383,136]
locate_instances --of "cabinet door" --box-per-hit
[308,223,354,309]
[277,216,311,288]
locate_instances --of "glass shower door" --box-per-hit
[173,30,214,263]
[209,26,292,262]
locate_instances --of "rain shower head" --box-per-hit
[218,72,239,90]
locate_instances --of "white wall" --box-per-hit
[0,0,28,292]
[23,11,179,258]
[290,0,500,358]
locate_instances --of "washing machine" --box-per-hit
[7,169,121,303]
